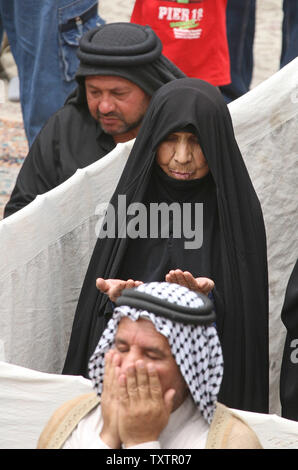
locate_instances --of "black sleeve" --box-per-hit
[280,260,298,420]
[4,114,61,218]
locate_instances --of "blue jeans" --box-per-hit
[220,0,256,103]
[0,1,104,147]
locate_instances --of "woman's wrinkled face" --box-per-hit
[156,131,209,180]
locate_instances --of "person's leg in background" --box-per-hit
[280,0,298,68]
[0,32,19,101]
[0,14,3,46]
[220,0,256,103]
[0,0,104,147]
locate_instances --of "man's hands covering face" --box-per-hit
[100,350,121,448]
[100,351,175,448]
[118,360,175,447]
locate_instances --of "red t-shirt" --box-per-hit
[131,0,230,86]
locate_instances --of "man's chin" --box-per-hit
[100,122,139,139]
[100,123,123,136]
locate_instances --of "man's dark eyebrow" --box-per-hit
[115,337,166,357]
[144,346,165,358]
[85,83,99,90]
[85,84,130,93]
[114,337,128,345]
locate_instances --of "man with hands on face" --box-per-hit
[38,282,262,449]
[100,346,178,449]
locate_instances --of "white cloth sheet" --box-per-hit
[229,58,298,414]
[0,361,92,449]
[0,59,297,425]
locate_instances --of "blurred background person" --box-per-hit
[0,1,105,147]
[221,0,298,102]
[130,0,231,89]
[0,32,19,102]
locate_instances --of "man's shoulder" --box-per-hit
[37,392,100,449]
[34,101,102,152]
[206,402,263,449]
[43,101,90,128]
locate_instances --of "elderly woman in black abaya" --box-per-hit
[63,78,269,415]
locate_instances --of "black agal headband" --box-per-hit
[115,287,216,325]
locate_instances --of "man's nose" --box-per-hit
[120,349,142,373]
[174,142,192,163]
[97,95,116,114]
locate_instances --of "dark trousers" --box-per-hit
[221,0,298,103]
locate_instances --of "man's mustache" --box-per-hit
[96,110,122,120]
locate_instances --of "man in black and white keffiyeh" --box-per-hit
[87,281,223,449]
[40,281,261,449]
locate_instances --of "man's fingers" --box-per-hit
[166,269,196,290]
[135,360,150,399]
[125,279,136,289]
[182,271,198,290]
[96,277,108,292]
[195,277,215,293]
[103,350,121,388]
[118,373,129,403]
[147,363,163,400]
[109,280,126,301]
[124,365,139,400]
[103,350,113,384]
[166,269,180,285]
[166,271,215,294]
[96,278,138,301]
[125,279,144,289]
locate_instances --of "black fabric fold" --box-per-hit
[280,259,298,420]
[63,78,269,414]
[77,23,162,64]
[75,23,186,97]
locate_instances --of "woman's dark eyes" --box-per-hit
[164,135,178,142]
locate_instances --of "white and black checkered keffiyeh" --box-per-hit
[88,282,223,423]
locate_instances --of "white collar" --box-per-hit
[159,395,210,449]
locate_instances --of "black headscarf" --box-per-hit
[63,78,269,414]
[66,22,186,106]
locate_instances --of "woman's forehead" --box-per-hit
[167,131,196,137]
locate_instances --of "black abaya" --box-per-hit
[280,259,298,420]
[63,78,269,413]
[117,165,221,283]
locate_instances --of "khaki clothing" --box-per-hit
[37,393,262,449]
